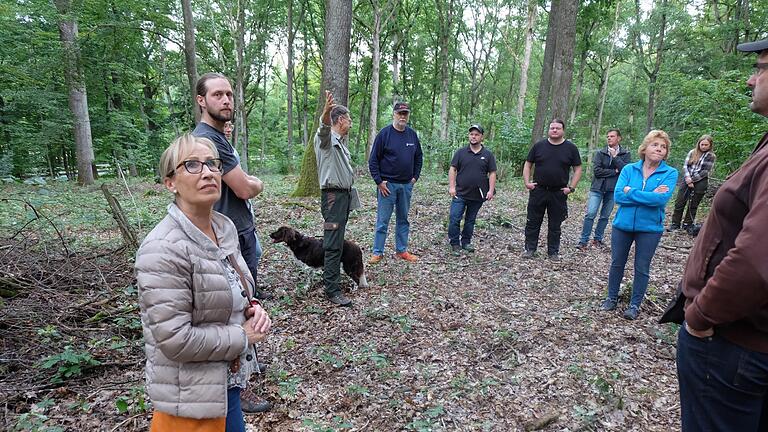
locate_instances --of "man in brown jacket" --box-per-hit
[676,38,768,431]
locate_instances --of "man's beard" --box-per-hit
[208,107,232,123]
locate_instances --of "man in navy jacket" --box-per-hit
[368,102,423,264]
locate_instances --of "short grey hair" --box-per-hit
[330,105,350,125]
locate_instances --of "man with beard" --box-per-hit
[522,119,582,260]
[675,38,768,432]
[192,73,272,414]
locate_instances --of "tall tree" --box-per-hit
[53,0,95,185]
[293,0,352,196]
[435,0,457,140]
[531,0,580,145]
[180,0,200,125]
[516,0,537,119]
[363,0,397,160]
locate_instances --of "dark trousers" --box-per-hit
[524,187,568,255]
[238,228,262,284]
[677,326,768,432]
[226,386,246,432]
[448,196,484,246]
[672,178,708,226]
[321,189,350,296]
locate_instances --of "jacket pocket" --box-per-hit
[698,238,722,280]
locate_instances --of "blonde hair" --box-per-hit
[638,129,672,161]
[159,134,219,178]
[688,134,715,166]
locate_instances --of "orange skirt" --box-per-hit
[149,410,225,432]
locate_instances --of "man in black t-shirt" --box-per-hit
[522,119,582,259]
[447,124,496,254]
[192,73,272,414]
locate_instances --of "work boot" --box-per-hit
[368,254,383,265]
[600,297,618,311]
[450,244,461,256]
[327,292,352,307]
[462,244,475,253]
[240,388,272,413]
[623,305,640,320]
[522,249,535,259]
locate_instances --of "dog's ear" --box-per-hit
[287,228,297,242]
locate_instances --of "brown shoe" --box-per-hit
[240,388,272,413]
[396,251,418,262]
[368,254,383,264]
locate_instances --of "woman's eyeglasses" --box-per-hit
[170,158,223,176]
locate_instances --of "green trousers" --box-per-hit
[321,189,350,296]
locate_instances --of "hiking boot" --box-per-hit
[450,244,462,256]
[253,362,268,374]
[576,242,589,251]
[462,244,475,253]
[327,292,352,307]
[368,254,383,265]
[254,289,273,300]
[591,240,605,249]
[396,251,419,262]
[240,388,272,413]
[601,298,618,311]
[666,223,680,232]
[623,305,640,320]
[548,253,561,261]
[522,250,535,259]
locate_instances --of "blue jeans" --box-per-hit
[239,229,263,282]
[448,196,484,246]
[677,326,768,431]
[373,182,414,255]
[226,387,246,432]
[606,227,662,308]
[579,190,614,243]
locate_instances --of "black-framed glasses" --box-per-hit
[170,158,223,176]
[753,63,768,76]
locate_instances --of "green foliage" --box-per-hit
[39,345,101,383]
[115,386,149,414]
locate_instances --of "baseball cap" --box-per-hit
[737,38,768,53]
[469,124,484,134]
[393,102,410,113]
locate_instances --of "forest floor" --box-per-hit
[0,173,696,432]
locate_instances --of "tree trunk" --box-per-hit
[180,0,200,125]
[530,0,559,145]
[591,0,622,154]
[293,0,352,196]
[436,0,455,141]
[549,0,578,121]
[367,0,396,161]
[646,0,667,132]
[233,0,248,173]
[286,0,295,170]
[53,0,95,185]
[516,0,536,119]
[302,39,309,148]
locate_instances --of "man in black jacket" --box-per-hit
[577,129,631,249]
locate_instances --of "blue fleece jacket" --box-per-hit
[612,160,678,233]
[368,124,423,184]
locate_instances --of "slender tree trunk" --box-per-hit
[302,40,309,148]
[568,51,588,127]
[436,0,455,141]
[392,32,400,103]
[367,8,383,160]
[53,0,95,185]
[180,0,200,125]
[516,0,536,119]
[646,0,667,132]
[591,0,622,156]
[286,0,295,170]
[234,0,248,172]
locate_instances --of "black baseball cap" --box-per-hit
[469,124,484,134]
[393,102,410,113]
[737,38,768,53]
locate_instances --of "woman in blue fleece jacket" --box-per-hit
[600,130,678,320]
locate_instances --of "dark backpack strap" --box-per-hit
[227,254,253,302]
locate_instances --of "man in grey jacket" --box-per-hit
[314,90,360,307]
[577,129,631,249]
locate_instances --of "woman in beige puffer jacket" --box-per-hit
[136,135,271,431]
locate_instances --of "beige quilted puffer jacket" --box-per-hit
[135,203,254,419]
